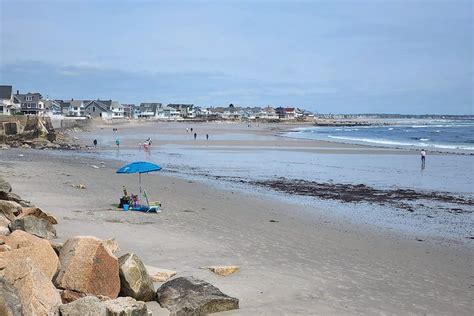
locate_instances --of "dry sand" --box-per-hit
[1,121,472,315]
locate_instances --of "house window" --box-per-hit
[93,107,95,112]
[27,104,31,108]
[26,96,33,101]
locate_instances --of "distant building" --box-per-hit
[83,99,124,119]
[138,103,162,118]
[0,85,15,115]
[275,107,296,120]
[122,104,137,119]
[13,91,44,115]
[39,99,62,116]
[167,104,195,118]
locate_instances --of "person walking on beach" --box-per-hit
[421,149,426,167]
[191,127,193,132]
[115,138,120,148]
[93,139,97,147]
[186,127,189,133]
[206,134,209,140]
[194,132,197,140]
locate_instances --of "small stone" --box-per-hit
[145,265,177,282]
[205,265,240,276]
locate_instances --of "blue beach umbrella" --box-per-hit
[116,161,161,193]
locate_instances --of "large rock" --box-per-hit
[119,253,156,301]
[145,265,177,283]
[156,277,239,315]
[0,177,12,193]
[54,236,120,299]
[0,230,59,279]
[18,206,58,225]
[0,191,30,207]
[104,297,149,316]
[59,296,107,316]
[9,215,57,239]
[0,200,22,221]
[0,277,22,316]
[4,258,62,316]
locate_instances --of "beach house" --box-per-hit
[275,107,296,120]
[138,103,162,118]
[13,91,44,115]
[167,104,195,118]
[0,85,15,115]
[122,104,138,119]
[39,99,62,116]
[83,99,124,119]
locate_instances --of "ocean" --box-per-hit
[283,118,474,154]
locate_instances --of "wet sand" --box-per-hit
[1,121,473,314]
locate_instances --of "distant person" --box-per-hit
[191,127,193,132]
[93,139,97,147]
[194,132,197,140]
[206,134,209,140]
[186,127,189,133]
[115,138,120,148]
[421,149,426,166]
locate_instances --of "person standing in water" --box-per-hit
[420,149,426,167]
[206,134,209,140]
[115,138,120,148]
[194,132,197,140]
[93,139,97,147]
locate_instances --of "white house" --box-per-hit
[0,85,15,115]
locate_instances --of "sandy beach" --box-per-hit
[1,121,473,315]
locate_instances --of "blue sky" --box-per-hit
[0,0,472,114]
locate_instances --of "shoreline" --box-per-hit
[1,147,472,314]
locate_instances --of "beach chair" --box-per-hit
[132,190,161,213]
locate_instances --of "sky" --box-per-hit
[0,0,472,114]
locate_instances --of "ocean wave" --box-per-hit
[326,135,474,151]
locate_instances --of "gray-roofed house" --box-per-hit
[13,91,44,115]
[83,100,124,119]
[0,85,15,115]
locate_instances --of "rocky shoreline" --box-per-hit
[0,176,240,315]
